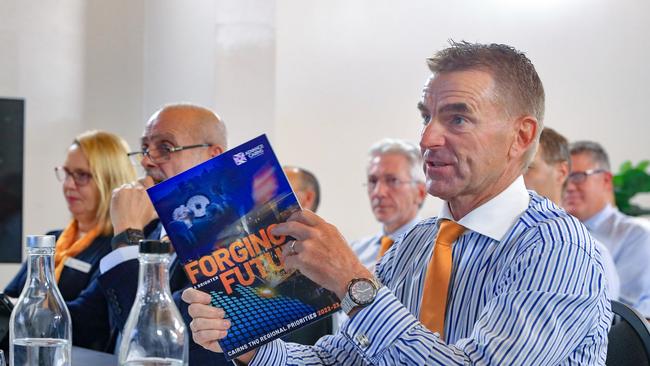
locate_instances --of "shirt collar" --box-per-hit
[383,217,420,241]
[438,176,530,241]
[583,204,615,230]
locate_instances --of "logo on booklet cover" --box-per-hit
[233,152,247,165]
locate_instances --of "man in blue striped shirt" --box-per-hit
[184,41,612,365]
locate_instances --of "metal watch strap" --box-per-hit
[341,292,357,315]
[341,277,381,315]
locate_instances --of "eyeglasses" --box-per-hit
[567,169,607,184]
[127,143,211,164]
[364,176,415,191]
[55,166,93,186]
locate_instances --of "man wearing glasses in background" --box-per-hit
[523,129,620,299]
[67,103,229,365]
[564,140,650,318]
[333,138,427,330]
[352,138,427,272]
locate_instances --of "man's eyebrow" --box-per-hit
[439,103,471,114]
[141,133,177,145]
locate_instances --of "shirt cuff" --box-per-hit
[341,286,419,361]
[99,246,139,273]
[248,340,287,366]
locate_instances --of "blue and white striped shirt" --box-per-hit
[335,218,421,330]
[247,177,611,365]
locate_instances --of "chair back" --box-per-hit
[607,300,650,366]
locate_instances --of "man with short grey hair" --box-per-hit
[564,140,650,316]
[352,138,427,271]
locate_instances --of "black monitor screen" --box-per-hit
[0,98,24,263]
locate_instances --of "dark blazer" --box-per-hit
[4,230,112,301]
[68,221,229,364]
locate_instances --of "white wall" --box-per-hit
[213,0,276,148]
[0,0,86,286]
[0,0,649,287]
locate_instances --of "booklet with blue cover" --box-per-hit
[147,134,340,360]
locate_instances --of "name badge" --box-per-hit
[64,257,92,273]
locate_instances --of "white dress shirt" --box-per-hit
[100,226,176,273]
[584,204,650,316]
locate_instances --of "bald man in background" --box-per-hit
[284,166,320,212]
[67,104,229,365]
[279,165,333,345]
[523,127,619,299]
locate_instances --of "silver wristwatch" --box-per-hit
[341,277,381,315]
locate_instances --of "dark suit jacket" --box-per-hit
[4,230,113,301]
[67,221,229,365]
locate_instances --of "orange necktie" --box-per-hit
[419,219,465,339]
[377,236,394,259]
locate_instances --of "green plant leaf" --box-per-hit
[614,160,650,216]
[619,160,633,173]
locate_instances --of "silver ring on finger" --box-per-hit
[289,240,297,255]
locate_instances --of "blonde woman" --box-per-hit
[5,130,136,301]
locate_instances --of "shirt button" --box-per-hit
[355,334,370,348]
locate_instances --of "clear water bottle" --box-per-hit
[10,235,72,366]
[118,240,188,366]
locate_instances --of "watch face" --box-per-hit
[350,280,376,305]
[126,229,144,244]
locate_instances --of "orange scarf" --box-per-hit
[54,220,101,282]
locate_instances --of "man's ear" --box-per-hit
[509,116,538,160]
[209,145,224,158]
[303,190,316,211]
[602,170,614,191]
[415,182,427,208]
[556,161,570,185]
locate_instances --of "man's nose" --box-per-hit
[141,153,157,169]
[420,120,446,150]
[565,180,578,192]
